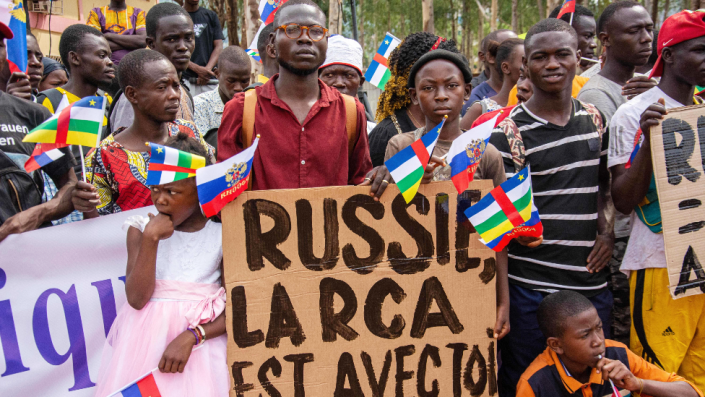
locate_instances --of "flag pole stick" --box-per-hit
[88,96,107,186]
[569,11,574,25]
[79,145,87,183]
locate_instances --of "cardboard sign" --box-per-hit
[651,104,705,298]
[222,181,497,397]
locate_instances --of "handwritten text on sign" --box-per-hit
[651,104,705,298]
[222,181,497,396]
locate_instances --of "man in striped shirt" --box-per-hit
[491,19,615,397]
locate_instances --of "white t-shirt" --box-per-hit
[608,87,686,274]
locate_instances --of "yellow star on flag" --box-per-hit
[89,99,96,106]
[385,40,389,45]
[518,174,524,181]
[157,147,163,154]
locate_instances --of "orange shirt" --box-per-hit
[517,340,703,397]
[507,75,590,106]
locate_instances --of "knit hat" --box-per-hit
[42,57,68,77]
[649,10,705,79]
[407,49,473,88]
[320,34,364,75]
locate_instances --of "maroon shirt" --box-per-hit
[218,76,372,190]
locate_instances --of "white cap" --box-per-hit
[320,35,364,75]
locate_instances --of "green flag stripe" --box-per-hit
[177,150,195,169]
[68,119,100,134]
[378,69,392,89]
[31,118,58,133]
[174,172,191,181]
[474,189,533,235]
[396,166,424,193]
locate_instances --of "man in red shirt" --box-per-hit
[218,0,389,196]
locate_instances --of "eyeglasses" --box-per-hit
[276,24,328,41]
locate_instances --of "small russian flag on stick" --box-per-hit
[625,128,643,169]
[24,143,67,173]
[196,135,260,217]
[447,112,501,194]
[107,368,162,397]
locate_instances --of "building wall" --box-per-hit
[29,0,158,57]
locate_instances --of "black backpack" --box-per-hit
[0,150,42,226]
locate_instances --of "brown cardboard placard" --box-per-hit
[222,181,497,396]
[650,104,705,299]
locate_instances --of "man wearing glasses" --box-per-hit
[218,0,390,196]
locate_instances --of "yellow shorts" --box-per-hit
[630,268,705,393]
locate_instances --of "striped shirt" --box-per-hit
[489,99,609,296]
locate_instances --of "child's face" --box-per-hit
[549,308,606,369]
[150,178,200,226]
[410,59,471,125]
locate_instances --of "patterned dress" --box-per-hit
[84,119,214,215]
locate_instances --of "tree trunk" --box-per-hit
[400,0,406,37]
[511,0,518,32]
[422,0,435,33]
[462,0,468,55]
[359,0,365,52]
[240,0,248,49]
[450,0,457,43]
[477,0,484,73]
[226,0,240,47]
[490,0,497,31]
[652,0,659,26]
[546,0,559,17]
[245,0,260,49]
[536,0,544,23]
[328,0,341,34]
[691,0,700,10]
[663,0,670,22]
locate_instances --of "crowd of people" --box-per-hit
[1,0,704,395]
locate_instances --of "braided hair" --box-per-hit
[376,32,459,121]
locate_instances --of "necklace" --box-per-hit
[407,108,422,128]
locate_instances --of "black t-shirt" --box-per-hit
[368,109,416,167]
[183,7,224,80]
[0,91,74,190]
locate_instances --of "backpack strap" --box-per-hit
[580,101,605,141]
[342,94,358,159]
[242,89,258,149]
[498,118,526,173]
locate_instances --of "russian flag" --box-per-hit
[447,112,501,194]
[557,0,576,19]
[107,369,162,397]
[625,128,643,169]
[0,0,28,73]
[259,0,288,25]
[196,135,259,217]
[24,143,67,173]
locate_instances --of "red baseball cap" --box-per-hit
[650,10,705,79]
[0,21,14,40]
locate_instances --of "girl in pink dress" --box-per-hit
[94,134,228,397]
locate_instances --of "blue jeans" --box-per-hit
[497,283,613,397]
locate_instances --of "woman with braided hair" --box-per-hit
[367,32,460,166]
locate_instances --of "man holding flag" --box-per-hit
[0,21,77,242]
[490,19,615,396]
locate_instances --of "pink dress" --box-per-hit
[94,216,229,397]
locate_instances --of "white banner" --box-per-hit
[0,207,155,397]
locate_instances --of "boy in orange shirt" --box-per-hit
[517,290,702,397]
